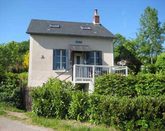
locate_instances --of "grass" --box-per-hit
[0,102,117,131]
[0,102,24,113]
[27,112,117,131]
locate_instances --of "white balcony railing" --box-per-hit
[73,64,128,84]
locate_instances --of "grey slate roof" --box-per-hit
[26,19,115,38]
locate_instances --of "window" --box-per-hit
[49,24,60,28]
[86,51,102,65]
[53,49,67,70]
[80,26,92,30]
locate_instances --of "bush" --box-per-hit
[31,78,72,118]
[141,64,156,74]
[95,73,165,97]
[88,95,165,130]
[0,72,24,109]
[31,77,165,130]
[68,91,90,121]
[18,72,28,87]
[135,73,165,96]
[155,53,165,72]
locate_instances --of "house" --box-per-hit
[27,9,127,92]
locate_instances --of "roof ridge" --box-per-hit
[31,19,93,25]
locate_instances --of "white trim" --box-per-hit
[54,69,66,73]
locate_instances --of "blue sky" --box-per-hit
[0,0,165,44]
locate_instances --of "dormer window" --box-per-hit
[49,24,60,28]
[80,26,92,30]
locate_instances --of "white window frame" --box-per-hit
[53,49,67,70]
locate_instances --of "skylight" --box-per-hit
[80,26,92,30]
[49,24,60,28]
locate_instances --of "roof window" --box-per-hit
[49,24,60,28]
[80,26,92,30]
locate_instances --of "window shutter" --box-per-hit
[86,51,94,65]
[98,51,102,65]
[53,49,56,70]
[86,52,90,65]
[66,49,69,69]
[90,51,94,65]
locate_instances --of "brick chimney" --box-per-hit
[93,9,100,25]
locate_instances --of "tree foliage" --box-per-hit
[0,41,29,73]
[136,7,165,64]
[23,51,29,71]
[155,52,165,72]
[113,34,141,73]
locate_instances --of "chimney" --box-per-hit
[93,9,100,25]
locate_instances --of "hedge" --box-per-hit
[31,78,73,118]
[31,78,165,130]
[95,73,165,97]
[0,72,26,109]
[88,95,165,130]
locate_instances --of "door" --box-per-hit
[74,53,83,64]
[74,52,88,77]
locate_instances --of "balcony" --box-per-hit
[72,64,128,92]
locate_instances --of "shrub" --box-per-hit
[141,64,156,74]
[31,78,165,130]
[135,73,165,96]
[88,95,165,130]
[31,78,72,118]
[68,91,90,121]
[95,74,137,97]
[155,52,165,72]
[18,72,28,87]
[0,72,24,108]
[95,73,165,97]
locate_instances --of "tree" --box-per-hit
[113,34,127,62]
[23,51,29,71]
[155,52,165,72]
[136,7,165,64]
[0,40,29,73]
[113,34,142,73]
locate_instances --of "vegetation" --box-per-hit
[31,78,165,130]
[113,6,165,73]
[155,52,165,72]
[0,6,165,131]
[0,41,29,73]
[0,102,116,131]
[31,79,73,118]
[0,72,28,109]
[95,73,165,97]
[113,34,141,73]
[0,40,29,109]
[136,7,165,64]
[28,112,116,131]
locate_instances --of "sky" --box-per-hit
[0,0,165,44]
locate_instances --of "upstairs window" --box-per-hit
[49,24,60,28]
[80,26,92,30]
[53,49,67,70]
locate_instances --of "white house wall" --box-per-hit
[28,35,114,87]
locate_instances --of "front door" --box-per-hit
[74,53,83,64]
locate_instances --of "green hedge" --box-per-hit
[0,72,26,109]
[31,79,73,118]
[68,91,90,121]
[88,95,165,130]
[95,73,165,97]
[31,78,165,130]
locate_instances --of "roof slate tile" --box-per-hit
[27,19,115,38]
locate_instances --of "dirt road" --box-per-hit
[0,117,53,131]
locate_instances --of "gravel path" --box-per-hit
[0,117,53,131]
